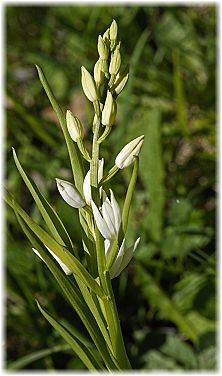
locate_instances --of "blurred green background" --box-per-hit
[6,4,216,371]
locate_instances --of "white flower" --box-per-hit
[94,59,104,86]
[109,47,121,75]
[105,237,140,279]
[91,189,121,240]
[56,178,85,208]
[81,66,98,102]
[115,135,144,169]
[66,110,84,142]
[103,28,110,43]
[97,35,109,60]
[101,91,117,127]
[83,159,104,205]
[113,72,129,95]
[110,19,118,41]
[32,246,72,275]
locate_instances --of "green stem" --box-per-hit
[95,227,131,369]
[77,139,91,162]
[98,126,112,144]
[99,165,119,186]
[104,272,132,369]
[90,101,101,206]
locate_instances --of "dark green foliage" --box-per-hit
[6,5,216,370]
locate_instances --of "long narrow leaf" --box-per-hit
[5,191,105,299]
[36,65,92,267]
[75,276,112,351]
[122,157,139,233]
[36,65,85,195]
[7,344,70,370]
[12,148,74,252]
[8,93,59,148]
[15,213,119,370]
[37,302,104,370]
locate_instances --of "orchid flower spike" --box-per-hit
[83,159,104,205]
[105,237,140,279]
[32,246,72,275]
[56,178,85,208]
[91,189,121,240]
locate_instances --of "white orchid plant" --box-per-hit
[6,20,144,370]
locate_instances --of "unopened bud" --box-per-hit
[110,19,118,41]
[113,72,129,95]
[81,66,98,102]
[115,135,144,169]
[94,59,104,85]
[56,178,85,208]
[103,28,110,43]
[109,47,121,75]
[101,91,117,127]
[66,110,84,142]
[98,35,109,60]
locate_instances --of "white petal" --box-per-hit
[102,199,116,238]
[104,238,112,256]
[98,158,104,182]
[32,248,44,262]
[83,159,104,205]
[91,201,113,239]
[56,178,85,208]
[109,239,125,279]
[83,169,91,205]
[45,245,72,275]
[117,237,140,276]
[32,247,72,275]
[110,189,121,233]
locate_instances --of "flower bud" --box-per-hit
[109,47,121,75]
[81,66,98,102]
[66,110,84,142]
[103,28,110,44]
[56,178,85,208]
[101,91,117,127]
[94,59,104,86]
[110,19,118,41]
[115,135,144,169]
[113,72,129,95]
[98,35,109,60]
